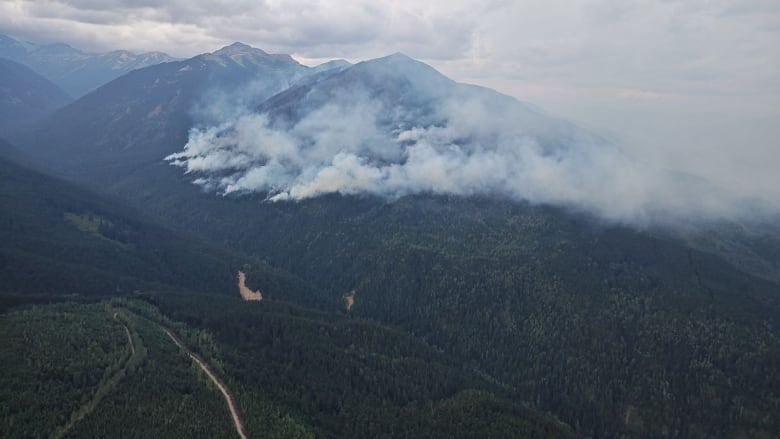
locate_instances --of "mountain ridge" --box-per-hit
[15,42,313,179]
[0,33,178,97]
[0,57,72,134]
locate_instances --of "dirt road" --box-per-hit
[50,311,140,439]
[114,312,135,355]
[163,328,250,439]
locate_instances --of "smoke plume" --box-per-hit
[166,57,773,224]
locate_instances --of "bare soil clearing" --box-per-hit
[343,290,355,311]
[237,271,262,301]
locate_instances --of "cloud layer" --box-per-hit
[0,0,480,60]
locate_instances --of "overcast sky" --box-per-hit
[1,0,778,201]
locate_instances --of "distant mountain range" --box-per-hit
[19,42,349,183]
[0,33,176,97]
[21,46,596,200]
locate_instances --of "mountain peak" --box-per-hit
[365,52,434,70]
[206,43,303,69]
[367,52,419,66]
[347,52,454,94]
[213,42,267,56]
[310,59,352,74]
[386,52,413,60]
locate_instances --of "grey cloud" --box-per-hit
[466,0,779,96]
[6,1,775,94]
[0,1,479,59]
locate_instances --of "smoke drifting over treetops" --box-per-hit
[166,56,775,224]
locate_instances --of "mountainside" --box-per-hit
[0,58,71,133]
[310,59,351,74]
[123,190,780,437]
[0,141,312,304]
[0,140,575,438]
[8,45,780,438]
[0,33,176,97]
[1,294,576,439]
[0,302,238,439]
[19,43,314,182]
[171,52,715,224]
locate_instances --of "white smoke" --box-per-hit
[165,70,765,224]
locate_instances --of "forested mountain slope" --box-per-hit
[0,33,176,97]
[133,192,780,438]
[0,58,71,134]
[0,146,310,303]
